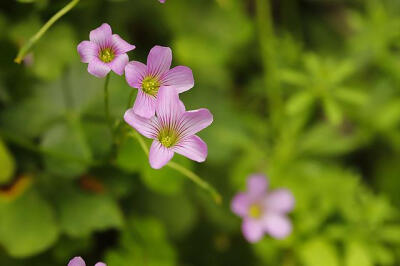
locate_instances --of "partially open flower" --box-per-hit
[231,175,295,243]
[68,256,105,266]
[77,23,135,78]
[125,45,194,118]
[124,87,212,169]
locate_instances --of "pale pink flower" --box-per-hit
[77,23,135,78]
[68,256,105,266]
[231,175,295,243]
[125,45,194,118]
[124,87,212,169]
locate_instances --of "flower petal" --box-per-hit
[247,174,268,199]
[161,66,194,93]
[132,89,157,118]
[242,219,264,243]
[94,263,107,266]
[173,135,207,162]
[87,58,111,78]
[112,34,135,54]
[178,109,213,138]
[77,41,98,63]
[68,257,86,266]
[231,192,251,217]
[109,53,129,75]
[159,0,166,2]
[147,45,172,77]
[156,87,185,122]
[124,108,159,139]
[149,140,174,169]
[262,214,292,239]
[265,189,295,213]
[125,61,148,89]
[89,23,112,46]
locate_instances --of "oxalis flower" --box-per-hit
[68,256,105,266]
[77,23,135,78]
[125,45,194,118]
[231,174,295,243]
[124,87,212,169]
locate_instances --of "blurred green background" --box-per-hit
[1,0,400,265]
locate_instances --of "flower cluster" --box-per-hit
[231,174,295,243]
[77,24,212,169]
[68,257,105,266]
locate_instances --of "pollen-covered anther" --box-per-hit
[99,47,115,63]
[142,76,160,96]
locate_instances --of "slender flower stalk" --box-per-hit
[103,74,113,139]
[14,0,80,63]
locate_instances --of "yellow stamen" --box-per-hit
[249,204,262,219]
[142,76,160,96]
[99,48,115,63]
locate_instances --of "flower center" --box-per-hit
[158,129,178,148]
[99,48,115,63]
[142,76,160,96]
[248,204,262,219]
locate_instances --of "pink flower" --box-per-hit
[231,175,295,243]
[159,0,166,2]
[77,23,135,78]
[124,87,212,169]
[68,256,105,266]
[125,45,194,118]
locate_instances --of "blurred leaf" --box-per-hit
[140,155,190,195]
[40,119,92,177]
[59,190,123,237]
[0,139,15,184]
[286,91,314,115]
[0,189,59,257]
[299,238,339,266]
[323,97,343,125]
[345,241,372,266]
[106,217,177,266]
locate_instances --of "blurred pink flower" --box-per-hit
[77,23,135,78]
[124,86,212,169]
[159,0,166,3]
[125,45,194,118]
[231,174,295,243]
[68,256,105,266]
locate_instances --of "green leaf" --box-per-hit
[299,238,339,266]
[141,155,191,195]
[0,189,59,257]
[106,217,177,266]
[59,190,123,237]
[115,136,148,173]
[40,119,92,178]
[323,97,343,126]
[345,242,372,266]
[286,91,314,115]
[0,139,15,184]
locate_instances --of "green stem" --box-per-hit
[104,74,114,139]
[256,0,282,125]
[14,0,80,63]
[129,131,222,204]
[167,161,222,204]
